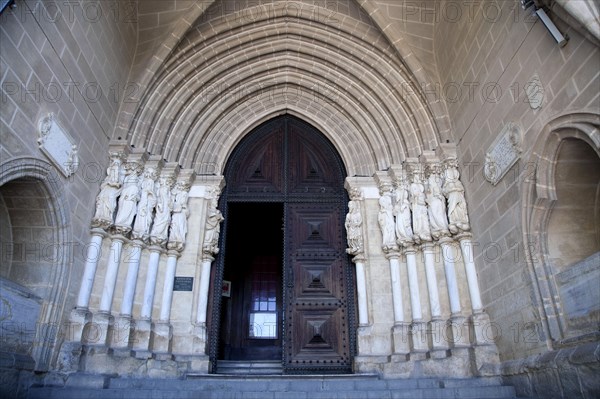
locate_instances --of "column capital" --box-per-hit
[110,234,128,244]
[130,239,145,248]
[455,231,473,242]
[148,245,165,254]
[351,253,366,263]
[402,243,418,255]
[90,227,108,238]
[166,249,181,259]
[201,251,215,263]
[421,241,435,251]
[384,250,402,260]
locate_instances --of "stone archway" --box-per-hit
[0,158,72,371]
[522,112,600,346]
[209,115,356,374]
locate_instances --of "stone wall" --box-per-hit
[0,0,138,374]
[434,0,599,361]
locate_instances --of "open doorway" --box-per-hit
[218,202,284,361]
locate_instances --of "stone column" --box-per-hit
[152,171,195,359]
[423,242,450,357]
[132,245,162,358]
[196,253,214,327]
[354,255,369,326]
[69,228,106,342]
[387,251,410,360]
[76,229,106,309]
[111,240,143,352]
[404,244,429,358]
[458,232,497,367]
[92,234,126,347]
[193,185,224,355]
[440,239,469,349]
[458,234,483,312]
[152,250,180,359]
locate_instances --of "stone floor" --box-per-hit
[26,373,530,399]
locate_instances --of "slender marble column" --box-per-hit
[141,247,162,319]
[439,237,470,348]
[405,246,423,321]
[99,235,126,313]
[422,242,450,356]
[405,245,429,356]
[132,245,162,358]
[458,235,483,312]
[422,243,441,318]
[196,254,214,326]
[354,255,369,326]
[387,252,405,324]
[387,251,411,359]
[440,238,462,315]
[111,240,144,351]
[120,241,143,316]
[159,250,180,321]
[76,228,106,308]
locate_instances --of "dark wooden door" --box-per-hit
[285,203,352,373]
[213,116,355,374]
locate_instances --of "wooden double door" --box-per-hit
[212,116,356,374]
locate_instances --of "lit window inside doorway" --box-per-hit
[249,272,277,338]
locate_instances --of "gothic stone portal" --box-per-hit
[210,116,357,374]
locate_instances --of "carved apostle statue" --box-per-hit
[393,178,414,246]
[410,172,432,243]
[132,167,158,241]
[92,154,123,229]
[443,161,471,234]
[378,191,398,252]
[425,168,450,239]
[150,176,173,245]
[203,197,224,255]
[114,163,142,234]
[168,181,190,251]
[345,200,363,255]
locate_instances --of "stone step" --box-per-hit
[215,360,284,375]
[27,374,523,399]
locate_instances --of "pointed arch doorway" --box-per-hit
[210,115,357,374]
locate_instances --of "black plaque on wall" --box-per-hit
[173,277,193,291]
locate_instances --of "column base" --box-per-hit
[68,307,92,343]
[410,321,430,357]
[430,318,451,353]
[472,311,494,345]
[110,315,134,351]
[151,322,173,359]
[192,324,208,355]
[356,325,373,356]
[392,323,410,360]
[131,319,152,359]
[87,312,113,347]
[449,315,471,348]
